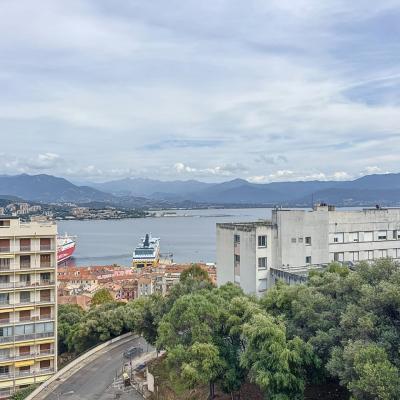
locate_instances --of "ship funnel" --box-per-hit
[144,233,150,247]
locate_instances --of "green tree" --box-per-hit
[58,304,85,354]
[241,313,313,400]
[91,288,114,307]
[180,264,211,284]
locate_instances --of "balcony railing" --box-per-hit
[0,248,10,253]
[0,368,55,380]
[19,246,31,252]
[39,245,52,251]
[0,265,10,271]
[0,281,55,290]
[0,331,55,344]
[0,298,55,308]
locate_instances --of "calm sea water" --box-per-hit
[58,208,274,266]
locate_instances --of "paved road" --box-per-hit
[38,336,152,400]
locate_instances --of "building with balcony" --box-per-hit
[217,205,400,296]
[0,217,57,399]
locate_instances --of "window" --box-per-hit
[257,235,267,247]
[367,250,374,260]
[20,255,30,269]
[331,233,344,243]
[258,279,267,292]
[19,274,31,284]
[19,239,30,251]
[291,238,297,243]
[305,256,312,264]
[40,360,50,369]
[15,324,34,336]
[0,349,10,360]
[350,251,359,262]
[0,366,9,375]
[363,231,373,242]
[0,293,9,305]
[298,238,303,243]
[19,291,31,304]
[40,238,51,251]
[378,249,388,258]
[378,231,387,240]
[0,258,10,270]
[0,326,12,337]
[258,257,267,270]
[0,220,10,227]
[0,275,9,284]
[334,252,344,262]
[234,254,240,263]
[0,239,10,252]
[349,232,359,242]
[19,310,31,322]
[40,307,51,319]
[40,254,51,268]
[0,312,9,324]
[234,234,240,244]
[19,346,31,356]
[305,237,312,245]
[396,249,400,259]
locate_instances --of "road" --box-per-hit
[37,336,153,400]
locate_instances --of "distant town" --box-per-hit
[0,200,148,220]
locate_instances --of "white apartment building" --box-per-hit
[217,204,400,295]
[0,217,57,398]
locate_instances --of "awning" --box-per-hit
[15,360,34,367]
[14,306,35,311]
[0,309,10,314]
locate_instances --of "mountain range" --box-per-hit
[1,173,400,207]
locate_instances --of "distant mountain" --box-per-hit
[91,178,213,197]
[3,172,400,207]
[0,174,114,203]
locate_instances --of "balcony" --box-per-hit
[39,245,52,252]
[40,263,52,269]
[0,368,55,380]
[0,265,10,272]
[0,298,55,309]
[0,248,10,254]
[19,246,31,252]
[0,331,55,344]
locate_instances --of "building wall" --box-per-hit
[216,206,400,296]
[0,217,57,398]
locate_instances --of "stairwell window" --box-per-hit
[257,235,267,247]
[258,257,267,270]
[305,237,312,246]
[305,256,312,264]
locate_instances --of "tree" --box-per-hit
[180,264,211,284]
[327,341,400,400]
[91,288,114,307]
[58,304,85,354]
[241,313,313,400]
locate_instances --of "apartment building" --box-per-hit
[217,204,400,295]
[0,217,57,398]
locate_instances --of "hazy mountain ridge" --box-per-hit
[1,173,400,207]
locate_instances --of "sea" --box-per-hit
[58,208,275,267]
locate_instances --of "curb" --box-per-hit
[26,332,134,400]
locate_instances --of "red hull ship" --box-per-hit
[57,234,77,264]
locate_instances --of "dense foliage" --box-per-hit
[58,261,400,399]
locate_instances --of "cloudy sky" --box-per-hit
[0,0,399,183]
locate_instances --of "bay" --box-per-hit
[58,208,273,267]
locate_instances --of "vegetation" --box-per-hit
[58,259,400,399]
[10,384,38,400]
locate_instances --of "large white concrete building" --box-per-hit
[0,217,57,398]
[217,205,400,295]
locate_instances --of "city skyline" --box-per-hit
[0,1,399,183]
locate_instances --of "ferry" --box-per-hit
[132,234,160,269]
[57,234,77,264]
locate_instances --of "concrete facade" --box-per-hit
[0,217,57,398]
[217,205,400,295]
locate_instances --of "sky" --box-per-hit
[0,0,400,183]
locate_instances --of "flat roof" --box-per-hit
[0,215,19,220]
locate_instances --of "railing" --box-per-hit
[0,368,56,380]
[0,350,56,361]
[0,266,10,271]
[39,246,52,251]
[20,246,31,252]
[0,281,55,290]
[0,298,55,308]
[0,248,10,253]
[0,331,55,344]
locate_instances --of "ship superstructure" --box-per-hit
[132,234,160,269]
